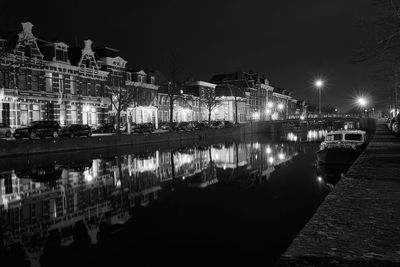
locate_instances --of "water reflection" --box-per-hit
[0,141,307,266]
[286,129,328,143]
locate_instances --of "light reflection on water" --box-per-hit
[0,139,329,267]
[286,129,328,142]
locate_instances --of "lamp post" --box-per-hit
[314,79,324,117]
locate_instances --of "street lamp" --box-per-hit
[357,97,367,107]
[357,97,368,117]
[314,79,324,116]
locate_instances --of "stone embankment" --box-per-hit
[0,121,278,158]
[278,119,400,266]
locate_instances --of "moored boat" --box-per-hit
[316,130,367,165]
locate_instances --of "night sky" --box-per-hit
[1,0,380,111]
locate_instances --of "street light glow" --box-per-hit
[267,102,274,108]
[278,103,284,110]
[315,79,323,88]
[357,97,367,107]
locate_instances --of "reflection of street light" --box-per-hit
[268,102,274,108]
[314,79,324,116]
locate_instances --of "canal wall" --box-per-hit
[0,122,278,158]
[0,118,373,158]
[277,119,400,266]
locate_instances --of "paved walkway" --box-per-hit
[277,119,400,266]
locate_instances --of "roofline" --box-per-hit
[187,81,216,88]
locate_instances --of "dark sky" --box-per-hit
[2,0,381,111]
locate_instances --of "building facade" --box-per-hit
[0,22,306,129]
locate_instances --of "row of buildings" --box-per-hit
[0,22,307,129]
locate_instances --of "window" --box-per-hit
[71,105,77,124]
[55,49,68,62]
[345,134,362,141]
[24,44,32,57]
[31,70,39,91]
[70,76,76,94]
[81,79,87,96]
[96,84,101,97]
[326,134,342,141]
[59,105,66,126]
[85,57,91,68]
[0,70,9,88]
[32,105,40,121]
[45,73,52,92]
[17,72,27,90]
[19,104,28,126]
[89,82,95,96]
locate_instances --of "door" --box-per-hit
[1,103,10,125]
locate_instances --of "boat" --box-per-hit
[316,130,367,165]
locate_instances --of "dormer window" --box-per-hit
[24,44,32,57]
[54,43,69,63]
[55,49,68,62]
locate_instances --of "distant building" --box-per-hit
[209,70,277,121]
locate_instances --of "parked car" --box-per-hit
[388,117,396,132]
[160,121,177,131]
[210,121,224,129]
[13,121,61,140]
[190,121,208,130]
[393,121,400,136]
[222,120,235,128]
[92,123,115,133]
[134,123,155,133]
[386,117,392,129]
[0,123,12,138]
[60,124,92,138]
[175,122,194,131]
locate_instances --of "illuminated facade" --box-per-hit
[0,23,110,127]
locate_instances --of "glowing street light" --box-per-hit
[314,79,324,116]
[267,102,274,108]
[278,103,284,110]
[357,97,368,117]
[357,97,367,107]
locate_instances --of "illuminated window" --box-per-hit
[45,73,52,92]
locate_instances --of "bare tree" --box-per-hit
[353,0,400,111]
[166,81,183,124]
[163,50,189,124]
[200,86,221,125]
[108,83,135,134]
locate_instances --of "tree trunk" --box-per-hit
[208,108,211,125]
[169,96,174,124]
[116,106,121,134]
[234,96,238,124]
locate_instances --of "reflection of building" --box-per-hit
[0,140,302,265]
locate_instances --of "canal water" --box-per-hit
[0,130,349,267]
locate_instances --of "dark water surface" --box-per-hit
[0,133,343,267]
